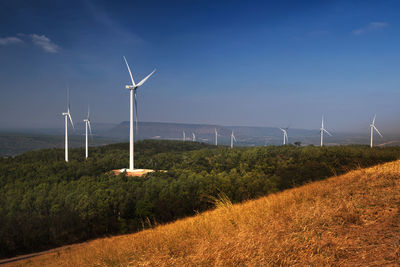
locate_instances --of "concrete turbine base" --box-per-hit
[113,168,155,177]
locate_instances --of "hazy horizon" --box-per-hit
[1,119,399,137]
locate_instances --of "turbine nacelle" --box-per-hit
[125,85,136,90]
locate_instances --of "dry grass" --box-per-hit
[8,160,400,266]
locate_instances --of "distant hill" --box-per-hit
[106,121,372,146]
[2,120,399,156]
[0,133,121,157]
[8,159,400,266]
[93,121,400,147]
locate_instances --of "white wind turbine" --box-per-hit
[320,116,332,147]
[183,131,186,141]
[62,89,74,162]
[83,106,93,159]
[264,137,269,146]
[215,128,219,146]
[230,131,236,148]
[279,128,288,145]
[192,132,196,142]
[123,56,156,171]
[370,115,383,148]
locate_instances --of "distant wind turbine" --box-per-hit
[192,132,196,142]
[62,89,74,162]
[215,128,218,146]
[83,106,93,158]
[183,131,186,141]
[279,127,288,145]
[123,56,156,171]
[230,131,236,148]
[265,137,269,146]
[370,115,383,148]
[320,116,332,147]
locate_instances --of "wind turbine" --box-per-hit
[279,128,288,145]
[192,132,196,142]
[320,116,332,147]
[230,131,236,148]
[183,131,186,141]
[215,128,218,146]
[264,137,269,146]
[83,106,93,159]
[370,115,383,148]
[123,56,156,171]
[62,89,74,162]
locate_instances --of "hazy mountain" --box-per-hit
[105,121,399,147]
[1,121,399,157]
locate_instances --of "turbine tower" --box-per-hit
[215,128,218,146]
[192,132,196,142]
[83,106,93,158]
[123,56,156,171]
[62,89,74,162]
[370,115,383,148]
[183,131,186,141]
[279,128,288,145]
[320,116,332,147]
[230,131,236,148]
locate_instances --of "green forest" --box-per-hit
[1,140,400,258]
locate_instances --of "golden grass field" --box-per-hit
[7,160,400,266]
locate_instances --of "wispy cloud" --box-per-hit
[2,33,61,53]
[0,36,23,45]
[29,34,60,53]
[352,22,388,35]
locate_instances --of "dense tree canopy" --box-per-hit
[1,140,400,258]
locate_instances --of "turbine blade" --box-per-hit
[123,56,136,86]
[372,114,376,125]
[88,120,93,139]
[87,105,90,119]
[373,126,383,138]
[68,113,74,129]
[324,129,332,136]
[136,69,156,87]
[67,88,70,110]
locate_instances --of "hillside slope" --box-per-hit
[8,160,400,266]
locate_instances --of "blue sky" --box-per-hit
[0,0,399,133]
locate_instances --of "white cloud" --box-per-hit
[353,22,388,35]
[0,33,60,53]
[0,36,23,45]
[29,34,60,53]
